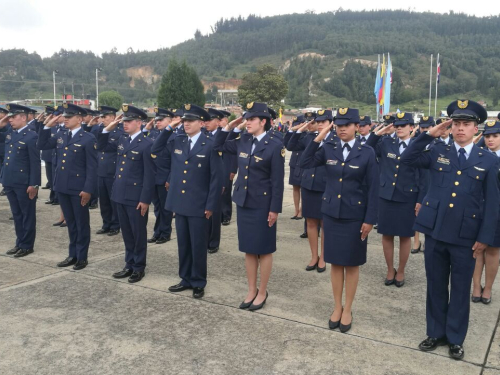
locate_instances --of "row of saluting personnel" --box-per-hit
[1,100,500,360]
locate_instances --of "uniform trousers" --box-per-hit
[58,192,91,261]
[152,184,173,238]
[425,235,476,345]
[98,177,120,231]
[175,214,209,288]
[221,181,233,222]
[116,203,148,272]
[5,187,37,249]
[50,162,58,203]
[44,161,53,188]
[207,203,222,249]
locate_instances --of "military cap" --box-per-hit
[98,106,118,116]
[435,118,448,125]
[0,106,8,114]
[171,108,184,117]
[315,109,334,122]
[334,107,359,125]
[181,103,210,121]
[447,99,487,124]
[304,111,316,121]
[383,115,395,124]
[5,103,31,116]
[291,114,306,126]
[419,116,436,128]
[208,108,224,120]
[268,108,277,120]
[242,102,271,120]
[483,120,500,135]
[45,105,55,114]
[28,107,38,114]
[154,107,174,120]
[359,115,372,126]
[121,104,147,121]
[61,103,87,117]
[53,105,63,116]
[393,112,414,126]
[219,110,231,118]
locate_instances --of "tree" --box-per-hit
[98,90,124,109]
[157,58,205,109]
[238,64,288,107]
[205,85,219,102]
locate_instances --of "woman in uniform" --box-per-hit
[300,107,379,333]
[366,113,424,287]
[284,118,303,220]
[471,120,500,304]
[287,113,328,272]
[214,102,285,311]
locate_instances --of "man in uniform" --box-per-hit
[0,106,9,196]
[1,104,41,257]
[219,110,237,226]
[152,103,223,298]
[357,116,372,145]
[37,103,97,270]
[98,105,155,283]
[402,99,500,360]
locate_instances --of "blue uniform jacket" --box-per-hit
[300,139,379,223]
[152,129,223,217]
[401,133,500,247]
[0,127,41,188]
[95,126,124,178]
[366,134,425,203]
[284,131,303,171]
[0,124,11,158]
[148,128,172,185]
[37,127,97,196]
[209,128,238,186]
[287,131,326,192]
[214,130,285,213]
[97,131,155,206]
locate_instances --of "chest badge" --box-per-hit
[387,153,396,159]
[254,156,263,162]
[239,152,249,159]
[326,159,338,166]
[118,144,125,151]
[437,157,450,165]
[57,137,64,144]
[174,149,182,155]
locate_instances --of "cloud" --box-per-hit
[0,0,43,31]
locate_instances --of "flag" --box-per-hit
[378,54,386,105]
[436,59,441,84]
[278,107,283,131]
[374,55,381,115]
[383,53,392,115]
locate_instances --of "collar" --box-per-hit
[494,150,500,157]
[340,138,356,148]
[211,129,218,136]
[70,127,82,137]
[253,131,267,142]
[359,133,370,139]
[188,131,202,145]
[129,130,142,141]
[17,125,28,133]
[454,141,473,156]
[398,137,410,146]
[441,136,450,144]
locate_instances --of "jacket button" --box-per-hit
[101,157,104,160]
[264,192,267,195]
[312,174,315,177]
[245,166,248,169]
[244,187,247,190]
[120,168,123,171]
[185,161,188,164]
[341,163,345,166]
[337,194,341,198]
[452,193,457,197]
[439,168,442,171]
[339,178,342,182]
[396,165,399,169]
[397,157,400,160]
[63,153,66,156]
[392,182,395,186]
[62,160,65,163]
[455,181,459,186]
[65,147,68,150]
[118,175,121,178]
[394,174,398,177]
[476,176,479,179]
[61,166,64,170]
[184,170,187,174]
[182,190,185,194]
[122,161,125,165]
[245,176,248,179]
[449,203,454,208]
[358,201,361,204]
[457,171,462,175]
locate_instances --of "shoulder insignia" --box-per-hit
[151,154,157,159]
[6,134,11,140]
[218,151,222,157]
[281,148,286,158]
[236,135,241,140]
[94,144,97,149]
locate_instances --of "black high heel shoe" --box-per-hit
[306,261,318,271]
[239,290,259,309]
[317,262,326,273]
[481,288,492,305]
[248,291,268,311]
[411,243,422,254]
[384,268,397,286]
[328,308,343,330]
[339,312,353,333]
[471,286,483,303]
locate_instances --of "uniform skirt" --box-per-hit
[377,198,415,237]
[491,218,500,248]
[288,167,302,186]
[237,206,276,255]
[323,215,366,266]
[301,187,323,219]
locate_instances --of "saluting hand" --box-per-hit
[410,125,419,138]
[0,115,9,128]
[313,122,333,143]
[237,120,247,130]
[227,116,244,131]
[428,119,452,138]
[360,223,373,241]
[170,118,182,128]
[268,212,278,227]
[80,191,91,206]
[105,114,122,132]
[472,242,487,258]
[473,132,483,144]
[137,202,149,216]
[145,119,155,130]
[27,186,38,200]
[88,116,100,126]
[375,124,393,136]
[44,114,61,128]
[205,210,213,219]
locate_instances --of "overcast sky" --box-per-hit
[1,0,499,58]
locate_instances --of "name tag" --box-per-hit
[474,166,485,171]
[387,153,396,159]
[326,159,337,165]
[18,141,26,145]
[74,144,82,147]
[131,151,139,154]
[196,154,205,158]
[239,152,249,159]
[349,165,359,169]
[174,149,182,155]
[437,157,450,165]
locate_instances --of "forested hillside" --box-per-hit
[1,9,500,112]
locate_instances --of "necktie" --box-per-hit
[399,142,407,149]
[188,139,192,155]
[251,138,258,155]
[128,136,132,144]
[360,137,366,143]
[458,148,466,168]
[342,143,351,151]
[67,131,72,142]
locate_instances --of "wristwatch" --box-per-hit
[33,185,39,189]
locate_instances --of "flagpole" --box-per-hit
[434,53,439,118]
[376,54,380,121]
[428,54,433,115]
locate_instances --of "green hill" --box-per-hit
[1,9,500,116]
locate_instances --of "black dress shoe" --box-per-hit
[60,222,67,228]
[208,247,219,254]
[328,319,340,330]
[9,216,13,220]
[168,283,192,292]
[6,246,20,255]
[57,257,77,267]
[418,337,448,352]
[222,220,230,226]
[41,186,50,190]
[108,229,120,236]
[96,228,110,234]
[299,232,308,239]
[305,262,318,271]
[193,287,205,299]
[395,278,405,288]
[295,216,303,220]
[339,312,353,333]
[147,236,158,243]
[411,243,422,254]
[156,236,171,244]
[53,220,64,226]
[449,344,465,360]
[73,260,88,270]
[14,248,34,258]
[239,290,259,309]
[249,291,268,311]
[128,271,145,283]
[112,268,133,279]
[45,200,54,204]
[291,215,298,219]
[385,268,397,286]
[89,203,98,209]
[317,263,326,273]
[51,201,60,205]
[0,189,5,196]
